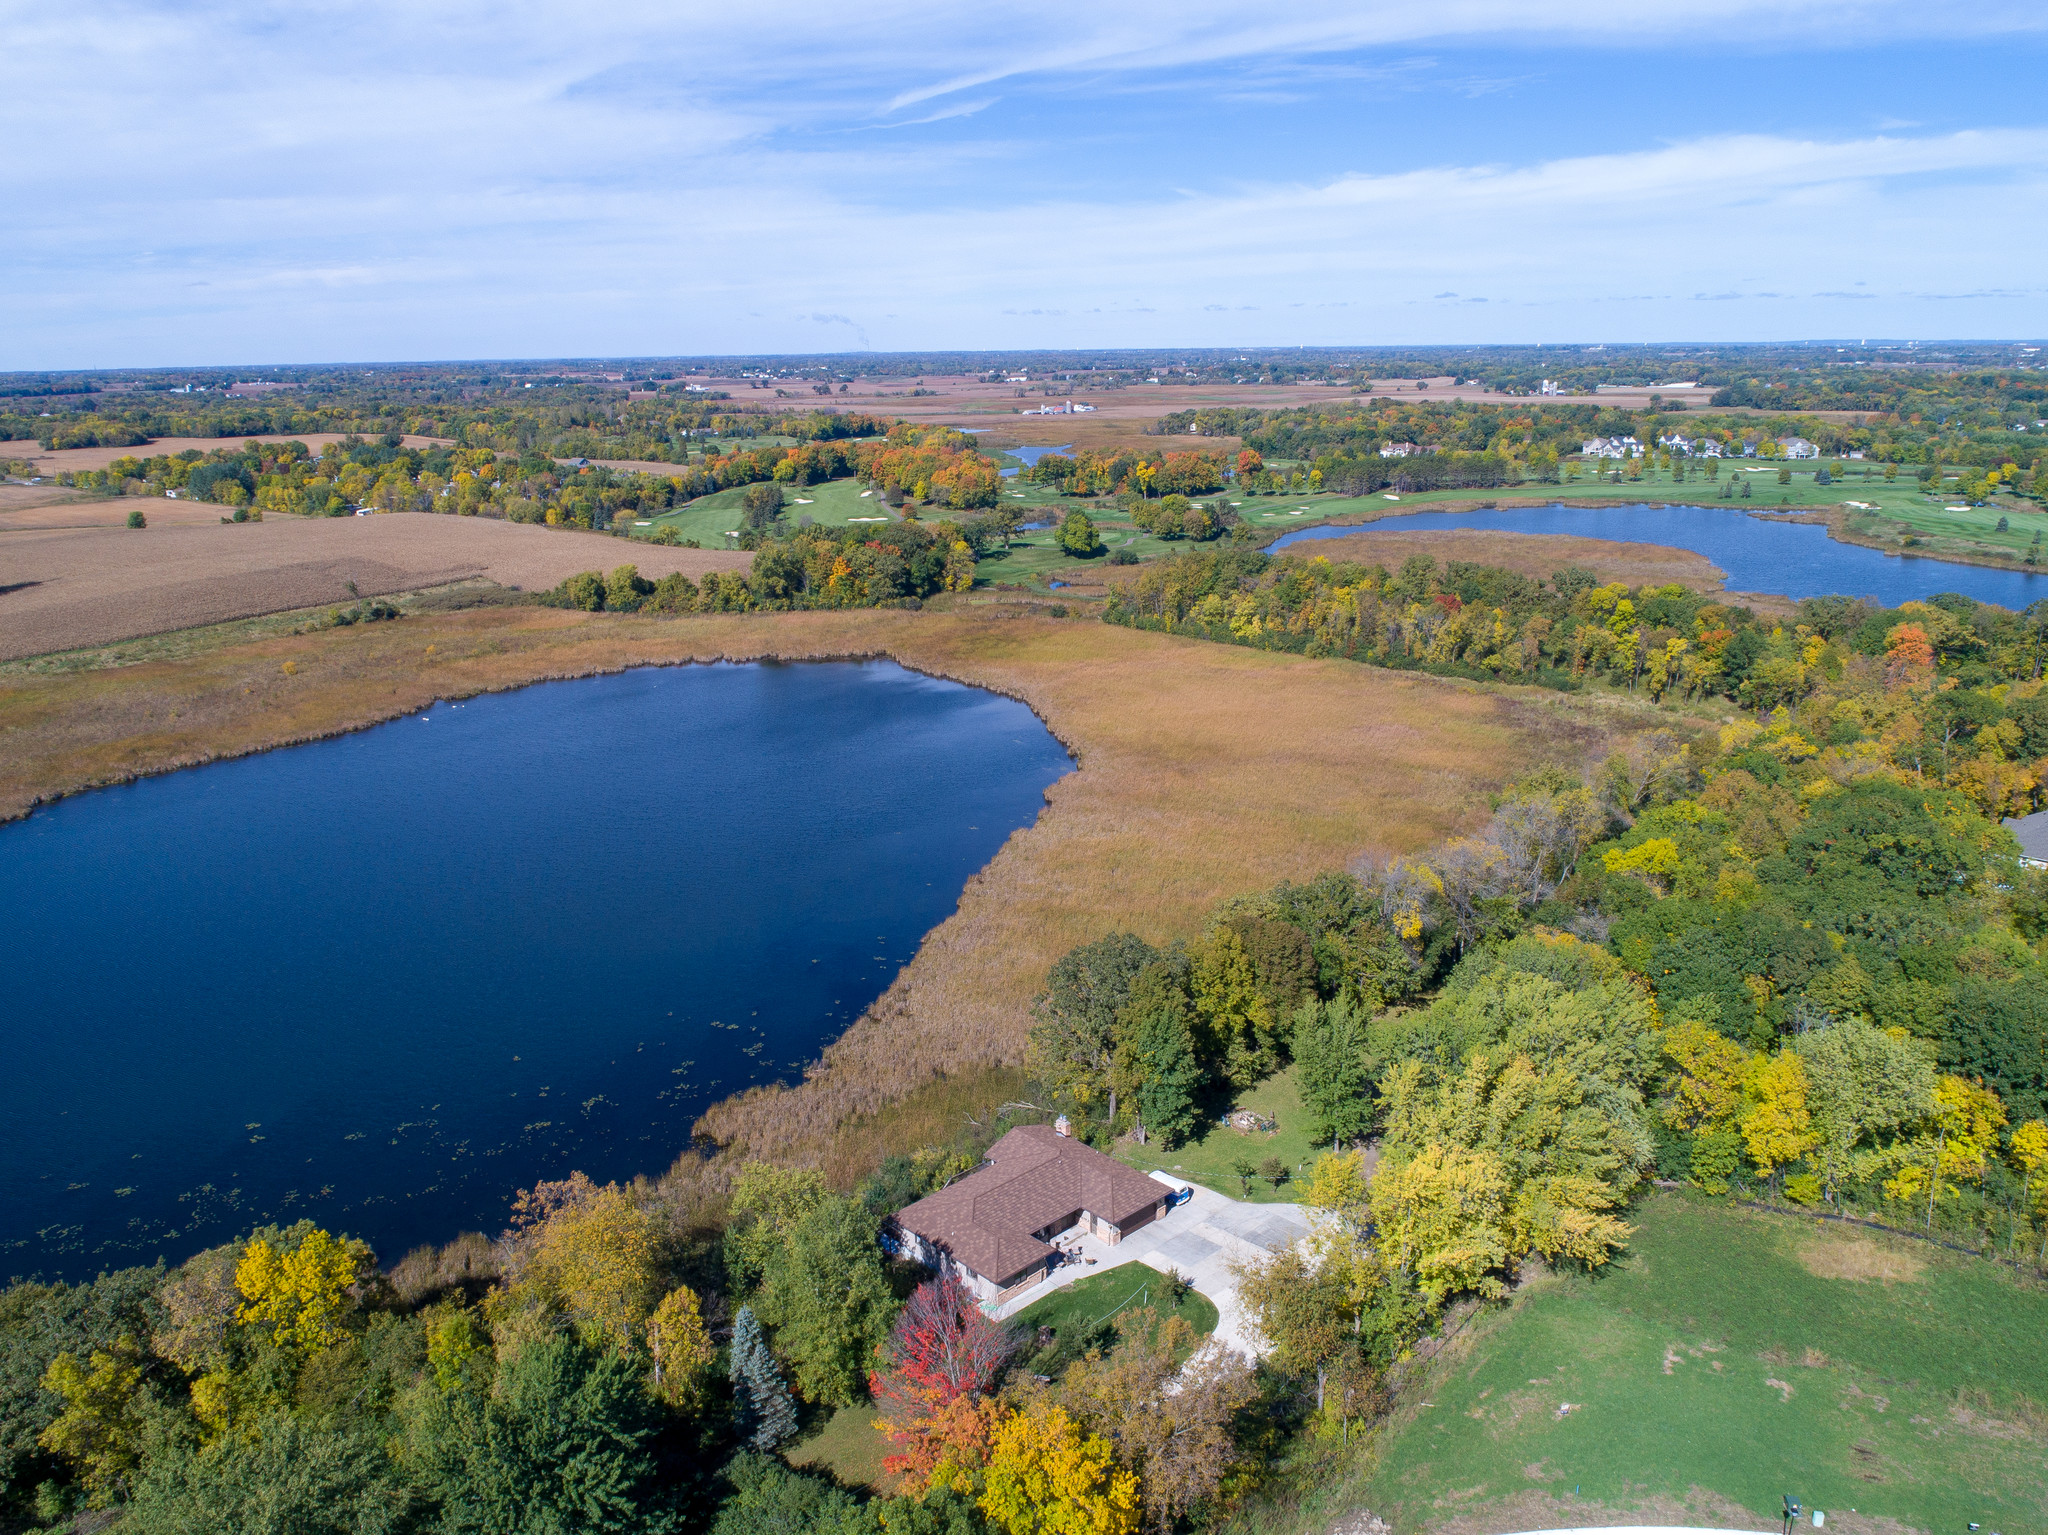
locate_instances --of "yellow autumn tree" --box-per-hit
[235,1226,373,1354]
[38,1343,145,1506]
[979,1404,1140,1535]
[1662,1021,1750,1133]
[1739,1050,1819,1185]
[1300,1150,1379,1319]
[1189,927,1277,1084]
[2012,1120,2048,1214]
[1368,1142,1511,1302]
[647,1284,717,1409]
[527,1182,666,1352]
[1886,1076,2008,1221]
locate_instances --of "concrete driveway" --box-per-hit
[991,1173,1309,1359]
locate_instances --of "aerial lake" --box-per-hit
[1267,502,2048,609]
[0,661,1073,1278]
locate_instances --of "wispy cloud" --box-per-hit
[3,3,2048,362]
[864,97,999,129]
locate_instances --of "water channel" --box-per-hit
[0,661,1073,1277]
[1266,502,2048,609]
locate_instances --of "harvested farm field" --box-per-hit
[0,485,255,531]
[0,513,750,661]
[0,605,1637,1195]
[2,432,451,477]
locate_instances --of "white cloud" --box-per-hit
[4,2,2048,362]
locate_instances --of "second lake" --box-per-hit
[1267,502,2048,610]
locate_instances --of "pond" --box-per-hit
[1266,502,2048,609]
[0,661,1074,1278]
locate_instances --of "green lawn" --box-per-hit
[1010,1262,1219,1379]
[1361,1194,2048,1535]
[1115,1065,1320,1203]
[624,475,899,548]
[784,1403,889,1492]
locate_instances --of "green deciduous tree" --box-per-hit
[37,1341,146,1506]
[1029,933,1159,1126]
[1114,971,1205,1148]
[1802,1018,1937,1195]
[710,1453,872,1535]
[1293,994,1375,1149]
[1056,510,1103,558]
[757,1196,898,1407]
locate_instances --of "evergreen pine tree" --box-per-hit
[728,1306,798,1450]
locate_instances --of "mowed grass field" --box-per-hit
[628,475,898,547]
[1352,1196,2048,1535]
[1115,1066,1321,1204]
[785,1403,889,1492]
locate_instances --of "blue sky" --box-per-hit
[5,1,2047,367]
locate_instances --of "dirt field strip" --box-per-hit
[0,604,1636,1196]
[2,432,452,477]
[0,513,750,660]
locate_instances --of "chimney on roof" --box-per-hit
[1053,1115,1071,1138]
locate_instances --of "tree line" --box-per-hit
[1107,548,2048,785]
[1026,717,2048,1428]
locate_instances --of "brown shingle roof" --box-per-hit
[893,1125,1168,1287]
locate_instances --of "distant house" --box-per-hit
[1580,436,1641,459]
[1379,441,1437,458]
[890,1124,1173,1305]
[1779,438,1819,459]
[2007,811,2048,869]
[1659,433,1725,459]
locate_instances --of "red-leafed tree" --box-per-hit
[869,1274,1017,1490]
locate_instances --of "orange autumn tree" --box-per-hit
[871,1274,1018,1491]
[1883,622,1935,688]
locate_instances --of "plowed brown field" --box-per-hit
[0,513,749,660]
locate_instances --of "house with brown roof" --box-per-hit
[890,1124,1174,1305]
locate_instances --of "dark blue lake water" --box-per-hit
[0,661,1072,1279]
[1267,503,2048,610]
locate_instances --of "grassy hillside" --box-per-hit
[1353,1195,2048,1535]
